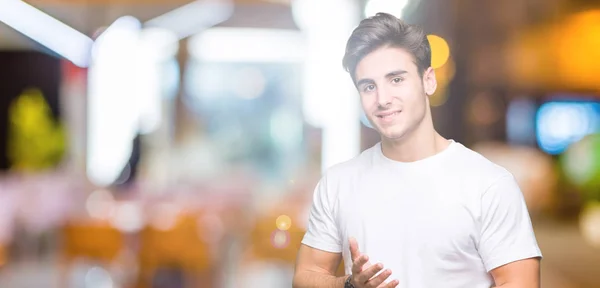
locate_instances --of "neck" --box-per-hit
[380,112,449,162]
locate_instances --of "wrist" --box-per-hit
[343,274,355,288]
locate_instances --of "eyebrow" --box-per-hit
[355,70,408,87]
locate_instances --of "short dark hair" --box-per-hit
[342,13,431,83]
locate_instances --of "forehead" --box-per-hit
[355,46,417,80]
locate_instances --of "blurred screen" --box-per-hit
[536,97,600,155]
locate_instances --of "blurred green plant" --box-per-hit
[7,88,66,171]
[561,133,600,202]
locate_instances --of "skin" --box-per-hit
[293,46,540,288]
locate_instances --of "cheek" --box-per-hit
[403,85,426,106]
[360,95,376,111]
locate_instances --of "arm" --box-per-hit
[478,174,543,287]
[490,257,540,287]
[292,244,346,288]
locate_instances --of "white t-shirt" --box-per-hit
[301,140,542,288]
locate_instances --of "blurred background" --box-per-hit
[0,0,599,287]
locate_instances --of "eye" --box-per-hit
[391,77,403,84]
[363,84,376,92]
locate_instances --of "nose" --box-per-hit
[376,85,393,108]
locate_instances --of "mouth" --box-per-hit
[376,111,401,120]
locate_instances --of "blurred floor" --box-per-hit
[535,219,600,288]
[0,219,599,288]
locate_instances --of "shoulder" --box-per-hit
[314,144,379,200]
[322,143,379,183]
[451,142,515,192]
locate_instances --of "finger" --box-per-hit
[356,262,384,284]
[379,279,399,288]
[349,237,360,261]
[365,269,392,288]
[351,254,370,274]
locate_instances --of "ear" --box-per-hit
[422,67,438,96]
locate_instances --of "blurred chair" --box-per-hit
[60,221,125,286]
[137,212,215,288]
[245,208,345,278]
[0,243,6,268]
[62,222,124,262]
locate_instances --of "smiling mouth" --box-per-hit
[377,112,400,119]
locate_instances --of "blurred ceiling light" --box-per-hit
[87,16,142,187]
[135,28,179,135]
[427,34,450,69]
[188,28,305,63]
[365,0,409,18]
[292,0,355,31]
[145,0,234,40]
[292,0,360,172]
[138,27,179,62]
[93,16,141,56]
[0,0,93,67]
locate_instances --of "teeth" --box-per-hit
[381,112,398,118]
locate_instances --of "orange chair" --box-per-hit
[60,221,125,287]
[0,244,6,268]
[137,213,215,288]
[246,208,346,276]
[62,222,124,262]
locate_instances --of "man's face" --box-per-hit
[355,46,437,141]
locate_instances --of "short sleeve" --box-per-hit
[301,176,342,253]
[478,175,543,272]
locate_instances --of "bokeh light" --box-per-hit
[276,215,292,231]
[86,189,115,220]
[561,134,600,194]
[271,230,290,249]
[427,34,450,69]
[84,266,114,288]
[430,57,455,107]
[149,202,180,231]
[580,202,600,248]
[537,101,600,155]
[109,202,144,233]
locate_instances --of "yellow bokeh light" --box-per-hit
[427,34,450,69]
[276,215,292,231]
[430,57,455,107]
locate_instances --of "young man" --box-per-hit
[293,13,542,288]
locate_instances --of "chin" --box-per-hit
[377,126,408,141]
